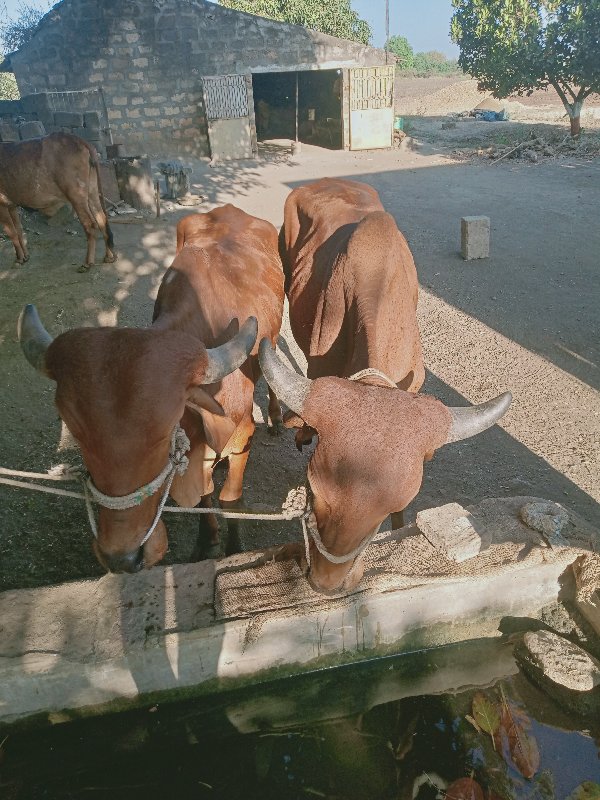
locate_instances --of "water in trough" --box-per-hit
[2,637,599,799]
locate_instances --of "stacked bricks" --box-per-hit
[0,92,107,155]
[0,120,20,142]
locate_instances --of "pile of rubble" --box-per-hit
[477,131,600,163]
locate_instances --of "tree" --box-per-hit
[0,69,19,100]
[451,1,600,136]
[0,1,50,54]
[387,35,414,69]
[218,0,372,45]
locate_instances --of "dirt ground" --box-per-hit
[1,80,599,591]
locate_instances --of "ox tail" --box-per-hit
[86,143,114,250]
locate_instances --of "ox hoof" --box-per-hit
[268,420,284,437]
[103,253,118,264]
[191,541,222,561]
[77,263,92,273]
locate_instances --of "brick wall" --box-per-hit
[9,0,387,157]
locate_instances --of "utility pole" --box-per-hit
[385,0,390,64]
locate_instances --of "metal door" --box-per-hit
[201,74,256,160]
[349,66,394,150]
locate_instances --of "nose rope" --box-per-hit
[84,424,191,547]
[300,489,383,569]
[299,367,395,569]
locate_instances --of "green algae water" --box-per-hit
[2,638,599,799]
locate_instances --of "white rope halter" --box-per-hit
[83,424,191,547]
[298,367,395,569]
[300,494,383,568]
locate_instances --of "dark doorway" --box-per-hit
[251,69,342,149]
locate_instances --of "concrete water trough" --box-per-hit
[1,495,598,730]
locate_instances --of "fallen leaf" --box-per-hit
[566,783,600,800]
[472,692,502,750]
[465,714,482,733]
[445,777,484,800]
[494,693,540,780]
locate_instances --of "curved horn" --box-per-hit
[201,316,258,384]
[18,304,53,375]
[258,338,312,416]
[445,391,512,444]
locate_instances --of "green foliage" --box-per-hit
[451,0,600,133]
[566,783,600,800]
[0,1,50,53]
[413,50,460,73]
[0,68,19,99]
[387,35,414,69]
[218,0,372,45]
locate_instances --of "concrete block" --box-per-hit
[0,98,22,116]
[0,121,20,142]
[18,120,46,140]
[20,92,50,115]
[461,215,490,260]
[416,502,483,562]
[53,110,83,128]
[83,111,101,131]
[114,156,155,210]
[98,160,120,205]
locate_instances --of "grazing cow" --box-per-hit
[19,204,284,572]
[0,132,116,271]
[259,178,511,594]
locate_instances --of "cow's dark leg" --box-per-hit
[8,207,29,262]
[1,206,27,264]
[267,385,283,436]
[88,194,117,264]
[68,192,99,271]
[390,511,405,530]
[191,494,222,560]
[219,423,253,555]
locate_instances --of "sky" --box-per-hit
[3,0,459,58]
[354,0,459,56]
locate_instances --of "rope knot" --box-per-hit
[281,485,308,520]
[170,424,190,476]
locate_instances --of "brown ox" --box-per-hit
[19,204,284,572]
[259,178,511,594]
[0,132,116,271]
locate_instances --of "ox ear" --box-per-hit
[18,304,54,377]
[309,260,345,357]
[186,387,226,417]
[283,411,316,452]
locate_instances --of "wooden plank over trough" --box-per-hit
[0,496,597,729]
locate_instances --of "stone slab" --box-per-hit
[515,629,600,716]
[0,121,20,142]
[18,120,46,140]
[415,502,483,562]
[0,496,597,729]
[572,553,600,637]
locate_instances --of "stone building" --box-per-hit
[1,0,394,158]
